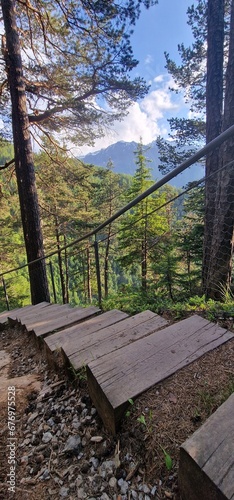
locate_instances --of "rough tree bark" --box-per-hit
[1,0,50,304]
[206,0,234,299]
[202,0,224,295]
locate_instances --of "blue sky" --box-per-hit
[79,0,195,155]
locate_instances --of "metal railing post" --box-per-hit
[2,277,10,311]
[94,239,102,309]
[49,261,57,303]
[1,125,234,283]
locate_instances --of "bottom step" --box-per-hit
[179,392,234,500]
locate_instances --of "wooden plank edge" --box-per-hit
[46,310,130,355]
[179,446,227,500]
[19,304,69,324]
[68,314,169,370]
[22,305,74,329]
[85,338,234,435]
[42,338,69,373]
[33,307,102,338]
[86,364,128,435]
[8,302,51,325]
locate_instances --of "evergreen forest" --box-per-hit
[0,0,234,317]
[0,137,213,316]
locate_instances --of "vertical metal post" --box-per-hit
[2,277,10,311]
[49,261,57,303]
[94,239,102,308]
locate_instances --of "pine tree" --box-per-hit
[1,0,50,304]
[93,160,129,298]
[156,0,234,299]
[118,141,168,290]
[0,0,157,303]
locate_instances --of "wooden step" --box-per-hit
[31,305,101,338]
[179,392,234,500]
[0,307,21,327]
[8,302,51,324]
[45,309,129,358]
[65,310,168,371]
[87,314,234,434]
[21,304,72,329]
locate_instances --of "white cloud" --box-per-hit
[144,54,154,65]
[141,89,178,121]
[77,73,187,156]
[154,75,164,83]
[187,109,205,120]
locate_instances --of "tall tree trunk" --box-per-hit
[202,0,224,294]
[2,0,49,304]
[206,0,234,299]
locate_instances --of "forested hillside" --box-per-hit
[0,139,204,312]
[79,140,204,187]
[0,0,234,313]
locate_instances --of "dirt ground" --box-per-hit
[0,316,234,499]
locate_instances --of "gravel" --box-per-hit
[16,375,159,499]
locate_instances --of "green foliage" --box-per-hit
[1,135,230,312]
[125,398,134,417]
[220,378,234,404]
[118,141,169,290]
[1,0,156,146]
[137,414,146,426]
[159,445,173,471]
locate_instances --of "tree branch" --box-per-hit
[0,158,15,170]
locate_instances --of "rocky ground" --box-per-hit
[0,317,234,500]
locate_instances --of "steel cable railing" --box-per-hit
[1,124,234,309]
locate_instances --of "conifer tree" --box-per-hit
[0,0,157,303]
[156,0,234,299]
[93,160,128,297]
[118,141,168,290]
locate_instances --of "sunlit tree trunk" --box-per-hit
[2,0,49,304]
[202,0,224,294]
[206,0,234,299]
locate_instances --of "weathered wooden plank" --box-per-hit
[0,307,22,322]
[45,309,129,354]
[8,302,51,323]
[0,305,30,328]
[0,308,20,326]
[179,392,234,500]
[87,315,234,433]
[22,304,72,329]
[32,306,101,337]
[68,311,168,371]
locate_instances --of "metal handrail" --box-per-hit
[1,123,234,279]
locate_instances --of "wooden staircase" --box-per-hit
[1,302,234,499]
[1,303,233,435]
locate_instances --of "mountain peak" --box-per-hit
[79,140,204,188]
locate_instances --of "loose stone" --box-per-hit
[63,435,81,455]
[42,431,53,443]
